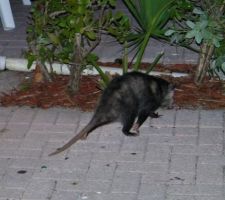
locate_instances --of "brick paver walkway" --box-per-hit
[0,107,224,200]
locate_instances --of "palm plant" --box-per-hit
[123,0,175,71]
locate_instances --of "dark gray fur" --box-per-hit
[49,71,174,156]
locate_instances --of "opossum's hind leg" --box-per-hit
[132,110,149,133]
[121,111,138,136]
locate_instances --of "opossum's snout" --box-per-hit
[161,84,175,109]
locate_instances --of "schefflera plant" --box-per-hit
[26,0,130,94]
[165,0,225,84]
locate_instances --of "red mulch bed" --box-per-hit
[1,64,225,110]
[0,75,101,110]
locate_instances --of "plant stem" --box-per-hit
[194,0,225,84]
[133,31,151,71]
[122,41,128,74]
[68,33,83,94]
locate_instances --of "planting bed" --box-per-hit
[1,64,225,110]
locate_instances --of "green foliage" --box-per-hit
[122,0,175,71]
[166,7,223,47]
[145,52,164,74]
[26,0,130,90]
[165,0,225,78]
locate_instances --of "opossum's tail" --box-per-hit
[49,118,107,156]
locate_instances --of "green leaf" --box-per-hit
[122,0,175,70]
[86,53,98,65]
[114,11,123,20]
[198,20,208,29]
[185,30,197,39]
[195,32,203,44]
[164,29,175,36]
[222,62,225,68]
[186,20,195,29]
[193,8,204,15]
[27,54,36,69]
[109,0,116,7]
[47,33,60,45]
[213,38,220,48]
[93,65,110,86]
[85,31,96,40]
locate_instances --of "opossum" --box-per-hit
[49,71,174,156]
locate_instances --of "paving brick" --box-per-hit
[144,127,174,135]
[167,195,225,200]
[167,172,196,184]
[38,156,91,172]
[33,168,86,181]
[121,135,148,153]
[0,138,21,150]
[0,188,24,199]
[199,128,223,145]
[0,148,20,158]
[0,158,13,175]
[167,184,224,196]
[0,107,14,123]
[138,183,166,199]
[199,110,224,128]
[196,164,224,185]
[141,172,168,184]
[56,109,81,124]
[30,123,76,134]
[10,158,40,169]
[170,154,197,173]
[141,171,193,187]
[138,196,165,200]
[19,137,47,150]
[145,144,170,163]
[86,160,116,181]
[175,109,199,127]
[2,123,30,139]
[117,161,168,174]
[8,107,36,124]
[111,171,141,193]
[150,109,176,127]
[198,155,225,165]
[57,179,111,193]
[32,108,59,124]
[1,167,34,189]
[23,179,56,199]
[13,148,42,159]
[51,191,80,200]
[71,141,121,153]
[98,129,124,143]
[92,151,145,162]
[105,193,137,200]
[175,127,198,136]
[173,144,223,155]
[148,134,197,145]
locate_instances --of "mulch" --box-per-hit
[1,64,225,110]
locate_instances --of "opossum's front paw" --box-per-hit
[149,112,161,118]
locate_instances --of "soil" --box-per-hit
[1,64,225,110]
